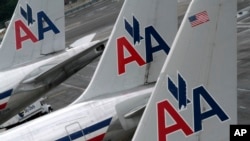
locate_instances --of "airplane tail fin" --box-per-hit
[73,0,177,102]
[132,0,237,141]
[0,0,65,70]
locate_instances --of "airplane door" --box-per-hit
[65,122,86,141]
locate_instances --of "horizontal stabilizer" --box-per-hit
[124,104,146,119]
[116,91,151,130]
[69,33,96,48]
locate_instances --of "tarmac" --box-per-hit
[64,0,109,15]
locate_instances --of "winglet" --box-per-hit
[132,0,237,140]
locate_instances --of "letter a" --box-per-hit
[157,100,193,141]
[15,20,38,50]
[234,129,241,136]
[145,26,170,63]
[117,37,146,75]
[37,11,60,40]
[193,86,229,132]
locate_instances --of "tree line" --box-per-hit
[0,0,18,28]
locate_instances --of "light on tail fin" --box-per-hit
[132,0,237,141]
[0,0,65,70]
[73,0,177,103]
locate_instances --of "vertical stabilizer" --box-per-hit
[132,0,237,141]
[74,0,177,102]
[0,0,65,70]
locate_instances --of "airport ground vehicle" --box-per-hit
[0,98,52,129]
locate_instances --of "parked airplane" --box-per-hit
[0,0,106,124]
[0,0,178,140]
[132,0,237,141]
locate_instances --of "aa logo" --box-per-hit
[15,4,60,50]
[116,16,170,75]
[157,73,229,141]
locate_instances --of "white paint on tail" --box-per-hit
[0,0,65,70]
[73,0,177,102]
[132,0,237,140]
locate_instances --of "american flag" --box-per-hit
[188,11,209,27]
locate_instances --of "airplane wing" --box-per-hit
[19,38,108,91]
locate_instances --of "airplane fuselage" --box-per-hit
[0,85,154,141]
